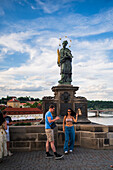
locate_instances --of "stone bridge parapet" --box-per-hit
[9,124,113,151]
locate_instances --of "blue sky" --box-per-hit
[0,0,113,100]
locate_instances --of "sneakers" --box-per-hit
[46,153,54,159]
[69,150,73,153]
[55,153,64,160]
[64,150,72,154]
[8,151,13,156]
[64,151,68,154]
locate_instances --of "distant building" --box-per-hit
[27,101,37,104]
[7,98,20,108]
[20,103,28,108]
[20,101,42,109]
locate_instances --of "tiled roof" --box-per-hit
[4,108,43,115]
[8,98,20,102]
[27,101,36,104]
[20,103,26,106]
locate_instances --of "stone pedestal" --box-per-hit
[42,84,90,124]
[52,85,79,116]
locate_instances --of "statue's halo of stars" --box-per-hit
[57,36,72,65]
[59,36,72,48]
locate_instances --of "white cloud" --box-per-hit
[0,6,113,100]
[0,32,113,100]
[0,31,41,61]
[1,34,113,100]
[32,0,80,13]
[5,7,113,39]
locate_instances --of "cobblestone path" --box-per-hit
[0,147,113,170]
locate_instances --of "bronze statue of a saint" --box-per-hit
[57,40,73,84]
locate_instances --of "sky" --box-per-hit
[0,0,113,101]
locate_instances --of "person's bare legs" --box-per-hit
[7,141,13,156]
[46,140,49,152]
[46,140,55,158]
[46,140,64,159]
[46,140,56,152]
[7,142,10,151]
[50,141,56,152]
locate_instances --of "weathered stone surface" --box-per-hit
[57,125,63,131]
[10,141,13,148]
[81,137,99,149]
[99,138,104,148]
[81,131,95,138]
[110,138,113,145]
[10,125,45,133]
[75,131,80,146]
[103,138,109,146]
[25,126,45,133]
[95,132,107,138]
[31,142,46,150]
[43,84,90,123]
[107,132,113,138]
[76,125,95,132]
[76,125,108,132]
[13,141,30,148]
[94,126,108,132]
[10,126,26,133]
[109,126,113,132]
[10,133,38,141]
[9,125,113,150]
[81,131,107,139]
[58,131,65,146]
[38,133,47,141]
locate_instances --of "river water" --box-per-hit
[88,112,113,125]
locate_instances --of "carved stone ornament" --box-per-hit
[60,92,70,103]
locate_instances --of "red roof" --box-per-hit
[8,98,19,102]
[20,103,26,106]
[4,108,43,115]
[27,101,36,104]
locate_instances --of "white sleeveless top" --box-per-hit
[66,118,73,122]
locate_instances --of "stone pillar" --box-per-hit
[42,84,91,124]
[42,96,56,119]
[74,97,90,123]
[95,110,99,117]
[52,84,79,116]
[52,84,90,124]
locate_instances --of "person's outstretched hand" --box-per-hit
[55,116,60,121]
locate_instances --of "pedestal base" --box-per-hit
[42,84,91,124]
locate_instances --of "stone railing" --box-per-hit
[9,124,113,151]
[10,125,57,151]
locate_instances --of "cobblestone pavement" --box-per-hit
[0,147,113,170]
